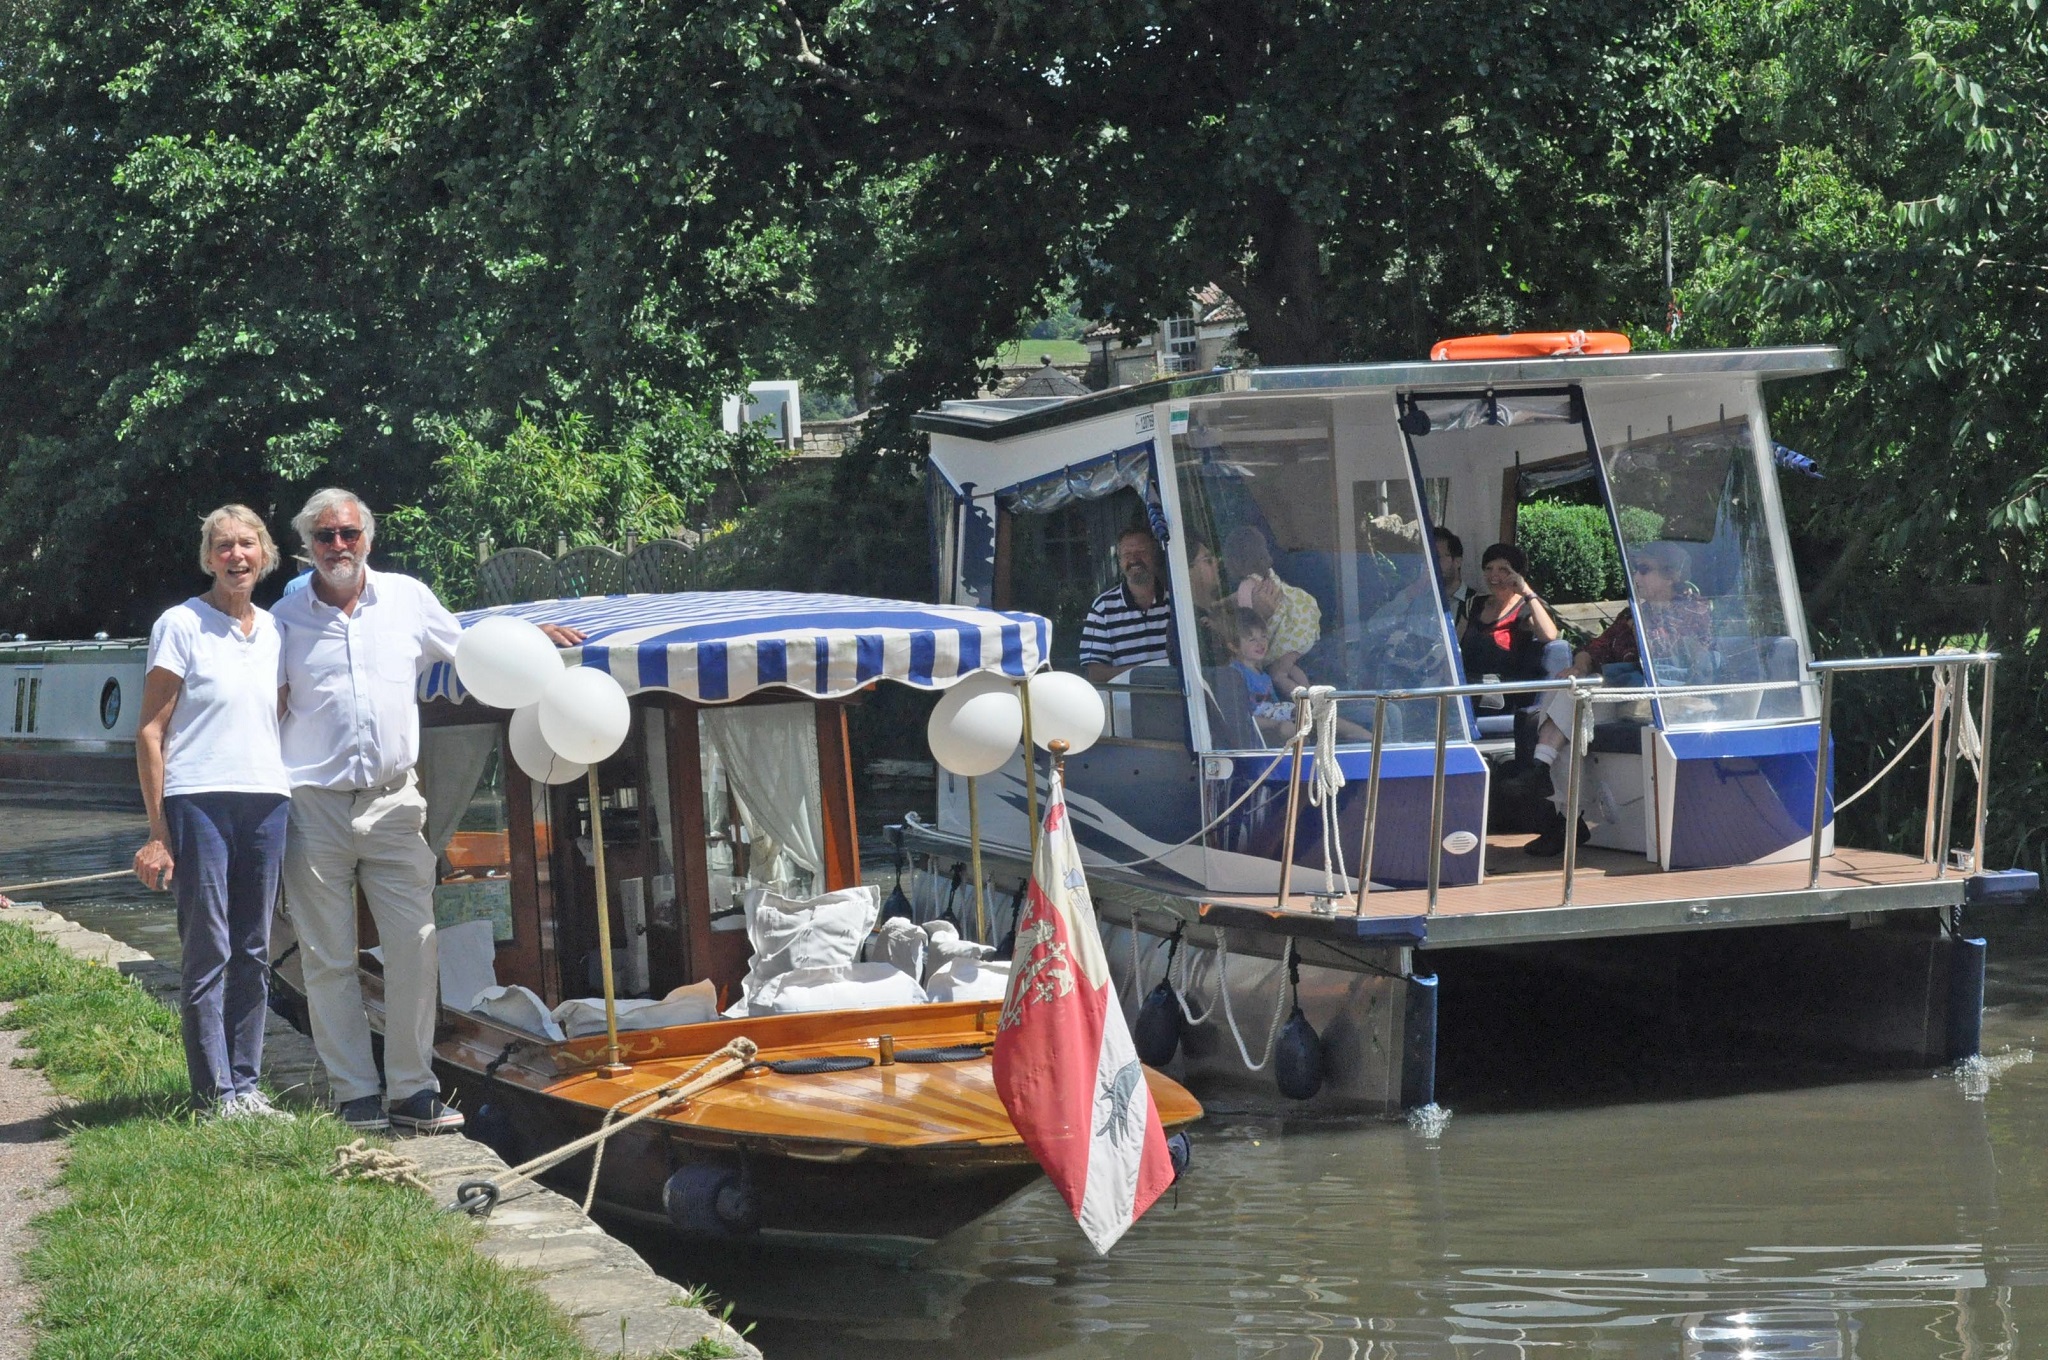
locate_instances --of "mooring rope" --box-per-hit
[1063,746,1296,870]
[0,868,133,895]
[449,1037,757,1218]
[1214,934,1295,1073]
[576,1039,755,1213]
[1300,686,1348,896]
[1833,710,1936,814]
[1170,928,1220,1026]
[331,1139,431,1193]
[1833,652,1984,816]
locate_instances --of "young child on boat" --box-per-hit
[1227,608,1298,743]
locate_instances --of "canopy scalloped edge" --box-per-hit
[421,590,1051,707]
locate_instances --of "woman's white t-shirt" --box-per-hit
[147,598,291,797]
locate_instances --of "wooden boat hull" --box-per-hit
[278,968,1202,1253]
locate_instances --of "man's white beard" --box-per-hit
[317,557,362,589]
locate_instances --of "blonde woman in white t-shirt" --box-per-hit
[132,505,295,1120]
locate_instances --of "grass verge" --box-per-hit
[0,920,727,1360]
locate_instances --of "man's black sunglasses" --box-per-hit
[313,526,364,545]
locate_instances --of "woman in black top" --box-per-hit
[1459,542,1561,692]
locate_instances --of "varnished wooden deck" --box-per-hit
[1197,839,1968,948]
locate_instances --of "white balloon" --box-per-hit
[508,704,587,785]
[455,615,564,710]
[537,665,632,765]
[928,687,1023,777]
[1026,670,1105,755]
[941,669,1017,707]
[929,668,1015,737]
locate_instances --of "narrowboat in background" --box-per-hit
[0,637,143,797]
[903,340,2040,1112]
[267,590,1200,1255]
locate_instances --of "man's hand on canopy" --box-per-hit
[538,623,586,647]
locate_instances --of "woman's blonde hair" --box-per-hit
[197,504,282,580]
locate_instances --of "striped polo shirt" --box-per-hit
[1078,582,1174,670]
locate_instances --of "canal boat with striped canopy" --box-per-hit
[269,590,1201,1253]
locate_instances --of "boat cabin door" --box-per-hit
[550,696,860,1010]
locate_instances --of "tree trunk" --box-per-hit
[1217,190,1336,366]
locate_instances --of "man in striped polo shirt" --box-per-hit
[1080,528,1174,682]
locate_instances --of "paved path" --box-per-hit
[0,1005,66,1360]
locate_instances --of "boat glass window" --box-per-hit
[697,704,826,925]
[417,724,516,942]
[640,707,679,932]
[1000,487,1147,671]
[1174,393,1465,746]
[1589,394,1810,726]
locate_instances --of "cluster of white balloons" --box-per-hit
[926,669,1106,777]
[455,614,630,783]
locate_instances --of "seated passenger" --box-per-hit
[1523,541,1712,856]
[1222,526,1319,699]
[1225,608,1298,744]
[1079,527,1173,683]
[1436,527,1479,633]
[1459,542,1561,698]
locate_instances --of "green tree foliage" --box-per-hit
[383,410,783,608]
[724,0,1686,456]
[1672,0,2048,868]
[1519,503,1623,603]
[0,0,774,634]
[1515,502,1667,603]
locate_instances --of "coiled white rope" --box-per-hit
[1943,654,1983,770]
[1299,686,1348,896]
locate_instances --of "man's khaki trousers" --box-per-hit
[282,774,440,1103]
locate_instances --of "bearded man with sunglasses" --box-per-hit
[273,487,580,1133]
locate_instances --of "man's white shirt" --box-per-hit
[274,565,461,791]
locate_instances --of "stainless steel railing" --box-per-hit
[1265,656,1995,916]
[1263,666,1956,916]
[1805,653,1998,888]
[1271,675,1605,915]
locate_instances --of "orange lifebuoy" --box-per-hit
[1428,330,1632,361]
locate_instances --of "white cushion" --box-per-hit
[922,933,995,984]
[470,984,567,1042]
[870,916,928,979]
[924,957,1012,1003]
[437,919,499,1013]
[738,885,879,1009]
[748,962,928,1015]
[551,986,722,1038]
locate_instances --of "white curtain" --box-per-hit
[699,705,824,897]
[417,724,501,859]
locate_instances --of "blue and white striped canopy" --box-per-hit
[421,591,1050,705]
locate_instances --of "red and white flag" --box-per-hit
[993,769,1176,1253]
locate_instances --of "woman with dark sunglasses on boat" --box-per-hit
[132,505,295,1120]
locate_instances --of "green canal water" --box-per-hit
[9,794,2046,1359]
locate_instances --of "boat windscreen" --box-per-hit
[1173,394,1467,747]
[1588,389,1813,727]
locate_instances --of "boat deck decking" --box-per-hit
[1195,839,1966,949]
